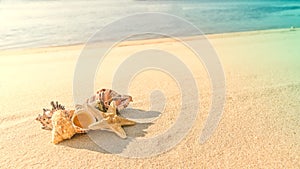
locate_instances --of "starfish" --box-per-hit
[87,101,136,138]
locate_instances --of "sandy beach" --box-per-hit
[0,29,299,168]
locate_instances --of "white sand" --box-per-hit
[0,29,299,168]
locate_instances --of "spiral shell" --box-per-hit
[51,110,76,144]
[71,108,96,131]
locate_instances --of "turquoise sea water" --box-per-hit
[0,0,300,50]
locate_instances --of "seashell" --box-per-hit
[37,90,135,144]
[51,108,98,144]
[71,108,96,133]
[86,89,133,113]
[35,101,65,130]
[73,101,136,138]
[51,110,76,144]
[37,89,133,132]
[87,101,136,138]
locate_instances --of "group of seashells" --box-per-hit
[35,89,135,144]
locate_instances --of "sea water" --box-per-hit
[0,0,300,50]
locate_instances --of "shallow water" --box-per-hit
[0,0,300,50]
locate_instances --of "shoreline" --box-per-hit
[0,27,298,55]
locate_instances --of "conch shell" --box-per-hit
[51,108,97,144]
[51,110,76,144]
[71,108,96,132]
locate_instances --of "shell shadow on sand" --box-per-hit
[59,108,161,153]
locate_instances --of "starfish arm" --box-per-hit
[110,124,127,138]
[88,120,110,130]
[86,100,136,139]
[116,116,136,126]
